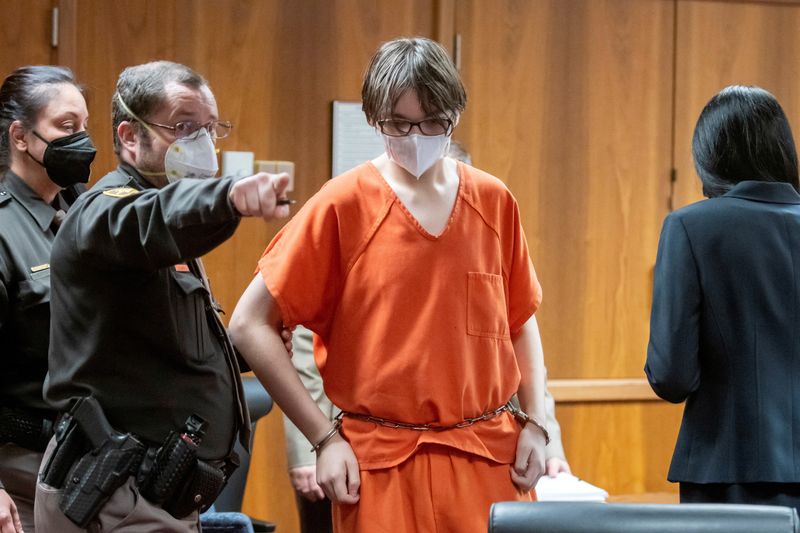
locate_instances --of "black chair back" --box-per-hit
[488,502,800,533]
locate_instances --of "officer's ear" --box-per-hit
[117,120,138,151]
[8,120,28,152]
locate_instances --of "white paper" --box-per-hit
[331,101,385,177]
[534,473,609,502]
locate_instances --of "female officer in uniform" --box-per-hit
[0,65,96,533]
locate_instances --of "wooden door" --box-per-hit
[674,0,800,208]
[454,0,682,496]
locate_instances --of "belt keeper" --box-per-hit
[310,418,342,454]
[507,402,550,445]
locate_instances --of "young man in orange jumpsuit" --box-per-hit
[230,37,549,533]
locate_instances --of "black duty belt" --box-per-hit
[40,397,236,527]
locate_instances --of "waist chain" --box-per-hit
[339,399,550,444]
[340,400,517,431]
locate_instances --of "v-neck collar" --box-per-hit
[367,160,464,240]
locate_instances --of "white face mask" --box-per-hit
[164,127,219,182]
[383,133,451,179]
[116,93,218,182]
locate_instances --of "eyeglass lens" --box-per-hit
[380,118,451,137]
[174,121,232,139]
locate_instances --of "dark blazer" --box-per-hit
[646,180,800,484]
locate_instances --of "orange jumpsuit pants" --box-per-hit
[333,444,534,533]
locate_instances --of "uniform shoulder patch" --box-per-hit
[102,187,140,198]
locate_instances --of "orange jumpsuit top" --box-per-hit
[259,161,542,470]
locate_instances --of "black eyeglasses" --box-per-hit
[143,119,233,140]
[377,117,453,137]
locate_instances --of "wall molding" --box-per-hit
[549,378,662,403]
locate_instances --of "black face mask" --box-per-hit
[28,130,97,188]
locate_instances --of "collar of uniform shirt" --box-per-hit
[2,169,62,232]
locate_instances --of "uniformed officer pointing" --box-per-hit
[35,61,290,533]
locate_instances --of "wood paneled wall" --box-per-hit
[454,0,682,496]
[674,0,800,207]
[4,0,800,530]
[0,1,54,73]
[456,0,674,379]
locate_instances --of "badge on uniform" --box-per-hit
[102,187,139,198]
[31,263,50,273]
[175,264,190,272]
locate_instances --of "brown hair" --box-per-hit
[361,37,466,124]
[111,61,208,154]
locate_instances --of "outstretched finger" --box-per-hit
[272,173,291,195]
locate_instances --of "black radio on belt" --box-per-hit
[138,414,225,518]
[138,414,205,504]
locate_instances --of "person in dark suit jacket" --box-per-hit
[646,85,800,511]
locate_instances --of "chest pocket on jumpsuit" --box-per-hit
[466,272,510,340]
[169,269,217,362]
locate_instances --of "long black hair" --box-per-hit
[692,85,799,198]
[0,65,81,171]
